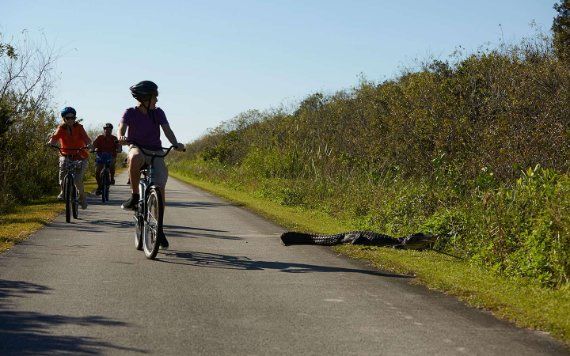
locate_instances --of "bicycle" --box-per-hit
[50,145,88,223]
[96,152,113,203]
[129,143,181,259]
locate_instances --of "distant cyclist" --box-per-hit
[117,80,185,247]
[93,123,122,195]
[47,107,93,209]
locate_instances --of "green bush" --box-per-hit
[170,33,569,288]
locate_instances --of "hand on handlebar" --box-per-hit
[174,143,185,152]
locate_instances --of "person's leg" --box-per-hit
[122,147,144,209]
[128,147,144,194]
[154,156,169,247]
[110,158,116,184]
[57,157,66,199]
[154,155,169,204]
[74,159,88,209]
[95,162,103,193]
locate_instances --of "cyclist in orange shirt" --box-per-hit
[48,107,93,209]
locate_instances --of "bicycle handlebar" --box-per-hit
[49,144,89,156]
[127,142,185,158]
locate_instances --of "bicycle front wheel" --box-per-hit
[72,184,78,219]
[64,175,72,223]
[134,214,143,251]
[142,187,164,259]
[101,169,110,202]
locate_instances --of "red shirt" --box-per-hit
[51,123,90,159]
[93,134,120,157]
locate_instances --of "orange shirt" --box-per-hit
[93,134,120,157]
[51,123,90,159]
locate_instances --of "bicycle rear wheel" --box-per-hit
[64,175,72,223]
[142,187,163,259]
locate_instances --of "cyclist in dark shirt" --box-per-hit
[93,123,122,195]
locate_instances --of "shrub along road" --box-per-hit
[0,173,566,355]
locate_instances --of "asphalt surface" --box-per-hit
[0,172,567,355]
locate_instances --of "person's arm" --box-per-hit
[161,124,184,151]
[118,123,127,144]
[48,137,59,146]
[47,127,61,146]
[80,127,93,149]
[113,135,122,153]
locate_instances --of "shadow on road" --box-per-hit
[0,279,146,355]
[47,221,105,233]
[88,218,133,229]
[158,251,411,279]
[166,201,243,208]
[162,225,242,240]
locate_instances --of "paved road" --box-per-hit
[0,173,567,355]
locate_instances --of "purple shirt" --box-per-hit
[120,107,169,150]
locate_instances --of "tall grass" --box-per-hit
[170,34,569,288]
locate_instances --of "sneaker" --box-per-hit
[57,192,64,200]
[110,178,116,185]
[121,194,139,210]
[158,230,169,249]
[95,188,102,196]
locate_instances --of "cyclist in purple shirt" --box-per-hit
[118,80,185,248]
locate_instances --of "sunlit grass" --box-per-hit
[0,197,64,252]
[0,172,113,253]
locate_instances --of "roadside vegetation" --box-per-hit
[0,33,121,250]
[168,3,569,341]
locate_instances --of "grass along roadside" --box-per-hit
[0,173,110,253]
[170,170,570,344]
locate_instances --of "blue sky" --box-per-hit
[1,0,557,143]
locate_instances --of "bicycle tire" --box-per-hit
[101,169,110,202]
[134,214,143,250]
[142,187,163,259]
[64,175,72,223]
[72,183,78,219]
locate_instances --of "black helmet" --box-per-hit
[103,123,113,129]
[60,106,76,117]
[129,80,158,101]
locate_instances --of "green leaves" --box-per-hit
[172,31,568,289]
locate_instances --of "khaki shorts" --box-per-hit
[59,157,88,197]
[128,146,168,188]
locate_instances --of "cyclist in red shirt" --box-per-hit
[48,107,93,209]
[93,123,122,195]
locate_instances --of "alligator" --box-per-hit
[280,231,439,250]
